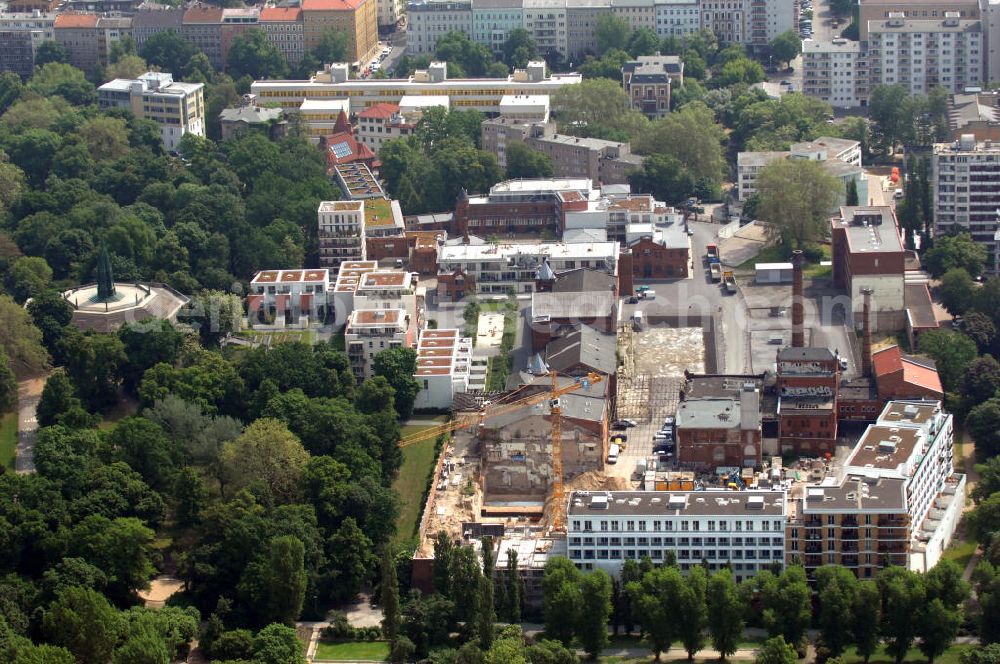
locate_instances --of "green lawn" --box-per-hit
[735,243,832,278]
[840,644,974,664]
[0,410,17,472]
[314,640,389,661]
[942,536,978,571]
[393,417,448,542]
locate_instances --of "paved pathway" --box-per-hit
[15,376,46,474]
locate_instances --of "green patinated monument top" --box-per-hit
[93,245,122,303]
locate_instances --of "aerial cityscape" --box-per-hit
[2,0,1000,662]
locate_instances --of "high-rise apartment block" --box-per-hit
[405,0,796,59]
[932,134,1000,275]
[302,0,379,65]
[318,200,368,270]
[97,72,205,151]
[0,10,56,78]
[803,0,1000,108]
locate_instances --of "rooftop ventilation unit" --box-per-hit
[589,494,608,509]
[746,495,765,510]
[668,495,687,510]
[878,440,897,454]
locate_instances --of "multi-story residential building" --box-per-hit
[700,0,795,48]
[472,0,525,54]
[413,328,473,410]
[622,54,684,119]
[346,308,414,379]
[247,268,333,328]
[97,72,205,151]
[437,240,617,298]
[867,15,983,96]
[318,200,367,270]
[220,7,259,67]
[480,118,642,185]
[302,0,379,65]
[333,162,386,199]
[567,490,787,579]
[786,400,965,577]
[63,0,140,12]
[736,137,865,202]
[354,103,417,152]
[407,0,472,54]
[858,0,981,41]
[96,17,133,67]
[252,60,581,114]
[499,93,550,121]
[0,11,56,78]
[932,135,1000,275]
[181,6,224,69]
[54,13,101,75]
[130,7,184,51]
[565,0,605,59]
[830,206,906,320]
[524,0,568,57]
[802,38,867,108]
[655,0,700,38]
[259,7,305,66]
[346,270,420,380]
[612,0,655,32]
[379,0,407,28]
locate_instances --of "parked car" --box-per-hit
[612,418,637,429]
[627,296,639,304]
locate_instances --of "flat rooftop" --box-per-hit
[439,241,618,262]
[350,308,403,325]
[320,200,363,211]
[836,206,904,254]
[568,491,786,517]
[676,398,740,430]
[847,424,922,472]
[334,261,378,291]
[802,476,906,513]
[359,271,410,289]
[879,400,941,426]
[489,178,593,195]
[252,269,329,284]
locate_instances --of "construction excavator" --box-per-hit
[398,370,604,532]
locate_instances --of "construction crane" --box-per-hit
[398,370,604,531]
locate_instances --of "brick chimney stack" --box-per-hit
[791,250,804,348]
[862,287,874,377]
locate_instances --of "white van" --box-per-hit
[641,290,656,300]
[607,443,620,464]
[631,311,644,329]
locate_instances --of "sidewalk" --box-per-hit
[15,375,46,474]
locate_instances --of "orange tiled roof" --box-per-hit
[359,103,400,119]
[54,12,99,28]
[871,346,903,377]
[259,7,302,21]
[900,357,943,395]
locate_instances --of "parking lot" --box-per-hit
[608,375,682,482]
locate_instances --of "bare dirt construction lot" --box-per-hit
[632,327,705,376]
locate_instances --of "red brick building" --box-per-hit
[872,346,944,402]
[453,180,593,237]
[365,230,443,274]
[676,390,762,468]
[776,347,840,455]
[626,234,690,280]
[436,269,476,301]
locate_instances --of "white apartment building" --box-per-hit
[472,0,525,54]
[346,270,420,380]
[802,38,867,108]
[932,135,1000,275]
[655,0,700,37]
[406,0,472,54]
[247,268,332,328]
[786,400,964,576]
[499,94,550,122]
[346,308,414,380]
[251,60,580,114]
[524,0,568,57]
[567,490,787,580]
[736,136,863,201]
[97,72,205,151]
[332,260,379,322]
[437,241,618,295]
[355,103,418,152]
[413,328,473,410]
[868,14,984,95]
[318,200,367,270]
